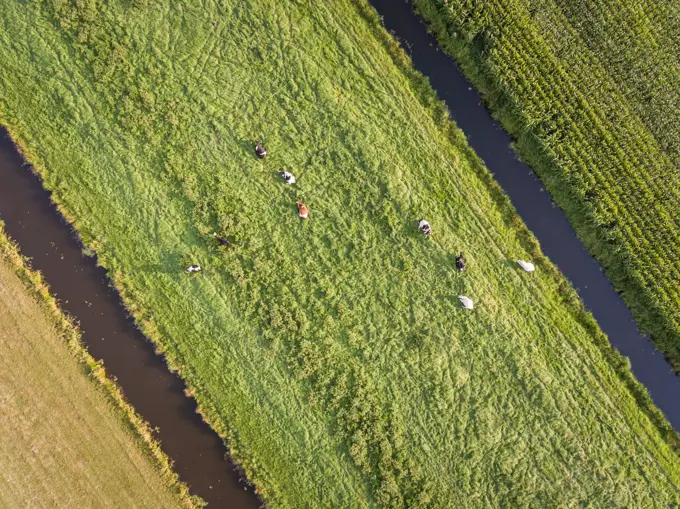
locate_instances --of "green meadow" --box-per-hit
[0,0,679,506]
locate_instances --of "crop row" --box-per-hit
[484,2,680,265]
[557,0,680,166]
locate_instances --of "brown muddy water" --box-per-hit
[0,128,260,508]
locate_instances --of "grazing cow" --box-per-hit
[255,140,267,159]
[297,201,309,219]
[418,219,431,238]
[186,265,202,273]
[458,296,474,309]
[456,252,466,272]
[517,259,535,272]
[278,170,296,185]
[213,232,231,247]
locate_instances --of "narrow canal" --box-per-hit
[0,127,260,507]
[368,0,680,429]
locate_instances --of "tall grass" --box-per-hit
[1,0,680,506]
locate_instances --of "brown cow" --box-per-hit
[297,201,309,219]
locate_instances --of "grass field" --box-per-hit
[0,228,199,508]
[411,0,680,366]
[1,0,680,506]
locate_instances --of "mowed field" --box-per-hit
[1,0,680,507]
[412,0,680,365]
[0,231,196,508]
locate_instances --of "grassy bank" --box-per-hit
[0,225,201,508]
[1,0,680,506]
[410,0,680,366]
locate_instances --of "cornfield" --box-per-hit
[413,0,680,364]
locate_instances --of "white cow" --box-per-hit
[279,170,296,185]
[418,219,431,238]
[517,260,535,272]
[458,296,474,310]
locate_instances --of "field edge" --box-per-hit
[0,220,205,509]
[0,122,272,504]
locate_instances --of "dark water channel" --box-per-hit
[369,0,680,429]
[0,128,260,507]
